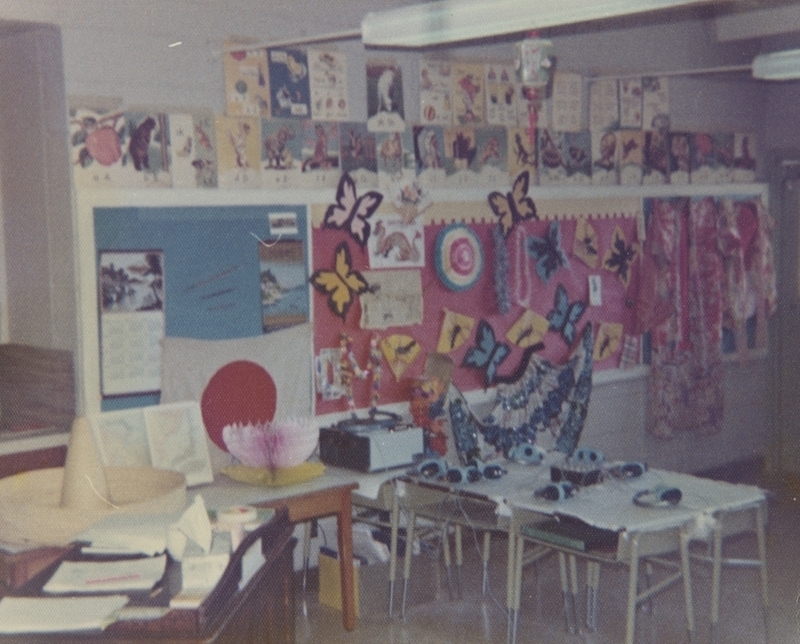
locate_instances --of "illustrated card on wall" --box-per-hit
[443,126,479,186]
[260,118,304,188]
[619,78,643,129]
[589,78,619,131]
[592,130,619,186]
[642,76,669,129]
[359,269,423,329]
[618,129,643,185]
[551,71,583,132]
[98,250,164,398]
[451,63,485,125]
[642,129,669,185]
[122,112,172,187]
[507,126,538,180]
[69,105,127,188]
[309,48,349,122]
[473,126,508,186]
[376,129,416,190]
[668,131,692,185]
[268,48,311,119]
[413,125,447,188]
[168,112,218,188]
[297,120,340,188]
[339,121,378,188]
[538,128,591,186]
[485,62,520,127]
[367,215,424,269]
[732,132,757,183]
[419,59,453,126]
[691,132,734,184]
[223,46,271,117]
[215,115,261,188]
[366,60,405,132]
[259,231,309,332]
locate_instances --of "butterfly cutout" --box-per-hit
[593,322,623,361]
[547,284,586,346]
[573,218,599,269]
[506,309,549,348]
[380,334,420,380]
[437,309,475,354]
[323,172,383,248]
[527,221,569,283]
[603,225,639,288]
[487,170,537,237]
[309,242,368,320]
[462,320,510,387]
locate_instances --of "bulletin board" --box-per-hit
[86,199,308,412]
[310,190,643,416]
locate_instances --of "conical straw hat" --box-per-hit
[0,417,187,547]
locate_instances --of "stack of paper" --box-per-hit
[0,595,128,633]
[43,555,167,594]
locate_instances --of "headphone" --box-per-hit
[633,485,682,508]
[416,457,448,479]
[508,443,545,465]
[572,447,604,465]
[534,481,576,502]
[446,464,482,484]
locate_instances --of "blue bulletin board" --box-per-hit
[93,204,308,410]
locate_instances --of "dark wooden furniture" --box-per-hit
[0,510,296,643]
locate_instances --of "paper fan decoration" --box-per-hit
[594,322,624,361]
[573,218,600,269]
[506,309,549,348]
[201,360,277,452]
[435,224,484,291]
[437,309,475,353]
[380,334,421,380]
[222,417,318,470]
[603,225,639,288]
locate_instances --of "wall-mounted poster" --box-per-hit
[168,112,218,189]
[485,62,520,127]
[366,60,405,132]
[451,63,485,125]
[223,45,271,117]
[339,121,378,188]
[260,117,304,188]
[215,115,261,188]
[268,48,311,119]
[309,48,349,122]
[419,59,453,126]
[413,125,446,188]
[98,250,165,398]
[298,120,341,188]
[376,129,416,191]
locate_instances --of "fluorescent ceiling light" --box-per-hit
[752,48,800,81]
[362,0,736,48]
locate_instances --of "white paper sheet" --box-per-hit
[0,595,129,634]
[43,555,167,594]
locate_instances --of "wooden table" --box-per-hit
[191,470,360,632]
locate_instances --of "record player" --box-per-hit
[319,410,424,473]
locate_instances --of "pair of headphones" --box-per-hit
[632,485,682,508]
[534,481,576,502]
[508,443,545,465]
[572,447,604,465]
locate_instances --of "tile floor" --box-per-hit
[295,488,800,643]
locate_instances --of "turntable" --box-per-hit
[319,410,424,472]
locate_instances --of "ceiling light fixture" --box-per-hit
[752,48,800,81]
[361,0,735,48]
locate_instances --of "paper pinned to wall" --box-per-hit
[359,269,423,329]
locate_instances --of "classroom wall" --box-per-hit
[0,2,777,471]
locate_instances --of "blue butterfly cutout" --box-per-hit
[547,283,586,345]
[527,221,569,283]
[462,320,510,387]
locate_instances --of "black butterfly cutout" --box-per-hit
[487,171,537,237]
[603,226,638,288]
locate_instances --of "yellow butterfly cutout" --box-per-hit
[437,309,475,353]
[593,322,623,361]
[309,242,368,320]
[487,170,537,237]
[506,309,549,348]
[573,218,599,269]
[380,334,420,380]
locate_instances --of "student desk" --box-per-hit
[506,468,767,644]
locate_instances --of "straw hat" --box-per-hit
[0,417,186,546]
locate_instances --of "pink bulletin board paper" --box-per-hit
[311,207,641,416]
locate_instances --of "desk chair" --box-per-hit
[689,500,768,644]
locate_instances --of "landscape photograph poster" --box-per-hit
[259,237,309,332]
